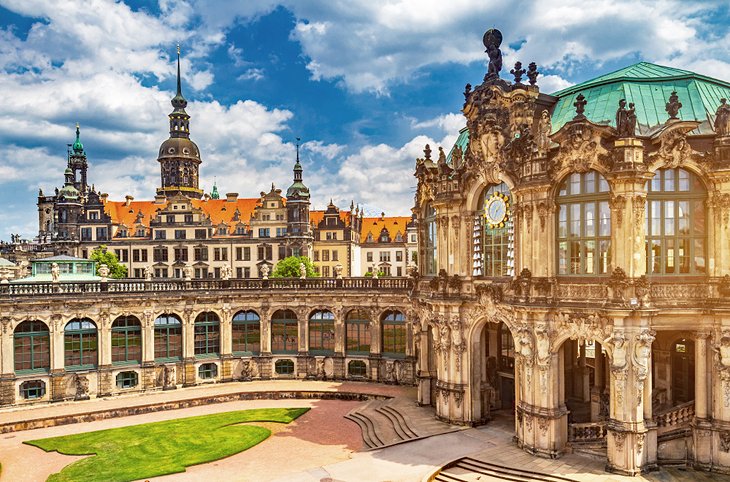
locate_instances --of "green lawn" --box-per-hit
[25,407,309,482]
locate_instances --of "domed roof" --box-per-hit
[157,137,201,161]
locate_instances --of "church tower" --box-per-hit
[286,139,313,257]
[68,123,88,194]
[156,46,203,199]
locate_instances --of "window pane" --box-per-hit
[599,202,610,236]
[694,239,706,273]
[570,204,581,236]
[558,205,567,238]
[664,201,675,236]
[664,169,675,191]
[584,203,595,237]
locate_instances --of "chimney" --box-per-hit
[125,195,134,207]
[154,194,166,205]
[380,212,385,221]
[100,193,109,204]
[226,192,238,203]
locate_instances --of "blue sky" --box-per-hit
[0,0,729,240]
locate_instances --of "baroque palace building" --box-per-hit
[412,29,730,475]
[4,29,730,478]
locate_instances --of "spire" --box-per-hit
[210,179,219,199]
[72,123,84,154]
[293,136,303,182]
[169,44,190,139]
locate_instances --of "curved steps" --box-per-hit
[433,458,579,482]
[346,397,459,450]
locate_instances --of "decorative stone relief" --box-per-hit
[450,316,466,374]
[535,109,552,157]
[649,129,693,169]
[720,431,730,453]
[609,194,626,226]
[633,329,656,406]
[613,431,626,451]
[537,416,549,436]
[554,312,611,348]
[550,124,611,176]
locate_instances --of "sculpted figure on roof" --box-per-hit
[536,110,552,157]
[716,98,730,137]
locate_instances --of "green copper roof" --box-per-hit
[210,181,220,199]
[72,123,84,154]
[550,62,730,135]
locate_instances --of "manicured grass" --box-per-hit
[26,407,309,482]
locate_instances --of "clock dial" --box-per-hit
[484,192,510,228]
[488,199,506,224]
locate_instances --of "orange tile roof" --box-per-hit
[310,210,352,227]
[104,198,261,236]
[360,216,411,243]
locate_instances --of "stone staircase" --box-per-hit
[432,458,579,482]
[345,397,461,450]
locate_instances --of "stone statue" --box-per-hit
[518,329,533,360]
[716,331,730,368]
[527,62,539,85]
[163,365,176,389]
[260,264,270,280]
[51,262,60,283]
[372,269,379,279]
[510,61,526,84]
[241,359,253,380]
[627,102,637,135]
[616,99,629,137]
[716,98,730,137]
[220,264,232,281]
[536,109,552,156]
[143,265,153,281]
[299,262,307,279]
[334,264,343,279]
[633,329,655,375]
[183,264,193,281]
[535,325,551,366]
[386,361,396,383]
[439,322,451,351]
[316,358,326,380]
[483,28,503,78]
[573,93,588,120]
[98,263,110,281]
[603,331,627,369]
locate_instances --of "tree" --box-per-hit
[271,256,318,278]
[89,245,128,279]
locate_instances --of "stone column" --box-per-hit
[259,311,271,355]
[97,313,113,397]
[333,309,345,379]
[141,311,156,390]
[591,342,605,421]
[606,324,656,475]
[0,324,14,406]
[417,324,431,406]
[182,310,196,387]
[49,316,67,401]
[220,307,233,382]
[693,331,712,469]
[369,314,381,380]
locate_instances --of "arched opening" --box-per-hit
[232,310,260,355]
[14,320,50,373]
[64,318,98,370]
[271,309,298,354]
[345,309,370,355]
[651,331,695,411]
[381,310,406,358]
[646,168,707,275]
[556,171,611,275]
[497,322,515,410]
[154,314,182,361]
[194,312,220,357]
[473,182,514,277]
[111,315,142,365]
[561,339,608,424]
[309,310,335,355]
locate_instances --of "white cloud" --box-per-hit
[237,68,265,82]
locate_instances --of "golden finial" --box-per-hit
[76,122,80,129]
[177,43,180,55]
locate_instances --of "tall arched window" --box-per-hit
[65,318,98,369]
[271,309,298,354]
[232,310,260,355]
[381,310,406,358]
[14,320,50,372]
[154,314,182,361]
[424,204,437,275]
[194,312,220,356]
[111,316,142,365]
[646,168,706,275]
[499,323,515,370]
[346,309,371,355]
[309,310,335,354]
[473,182,514,277]
[557,171,611,275]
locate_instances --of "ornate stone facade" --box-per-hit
[413,29,730,476]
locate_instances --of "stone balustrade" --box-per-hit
[568,422,607,444]
[0,276,413,297]
[655,401,695,431]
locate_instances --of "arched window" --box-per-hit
[424,204,437,275]
[232,310,260,355]
[275,359,295,375]
[348,360,367,377]
[154,314,182,361]
[346,309,371,355]
[116,371,138,389]
[111,316,141,365]
[194,312,220,356]
[14,321,50,373]
[381,310,406,357]
[646,168,706,275]
[557,171,611,275]
[271,309,298,354]
[309,310,335,354]
[65,318,98,369]
[473,182,514,277]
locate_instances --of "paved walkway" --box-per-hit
[1,382,727,482]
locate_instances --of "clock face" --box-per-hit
[484,192,510,228]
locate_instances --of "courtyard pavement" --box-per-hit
[0,381,726,482]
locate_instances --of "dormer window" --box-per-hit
[366,233,373,242]
[88,210,99,220]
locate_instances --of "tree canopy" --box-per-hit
[271,256,318,278]
[89,245,127,279]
